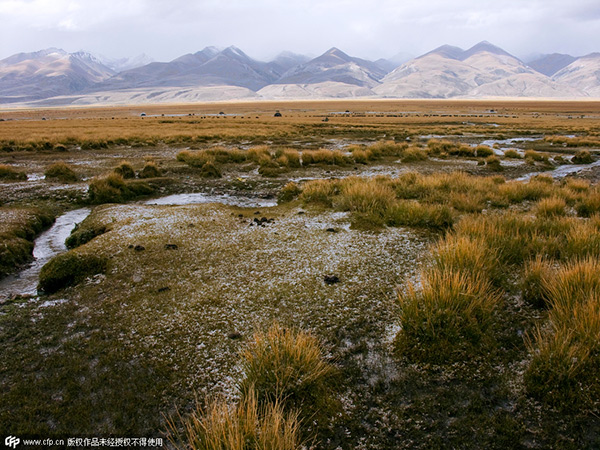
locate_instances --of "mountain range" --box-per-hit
[1,42,599,106]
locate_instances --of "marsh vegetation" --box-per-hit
[1,100,600,449]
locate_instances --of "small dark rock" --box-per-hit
[297,211,305,215]
[324,275,340,285]
[228,332,243,340]
[165,244,178,250]
[128,244,134,249]
[254,211,261,215]
[188,223,195,228]
[238,214,244,218]
[254,218,261,223]
[157,286,171,293]
[326,228,337,233]
[260,217,268,222]
[134,245,145,252]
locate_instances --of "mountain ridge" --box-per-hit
[1,42,598,105]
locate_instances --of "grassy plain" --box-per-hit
[1,100,600,449]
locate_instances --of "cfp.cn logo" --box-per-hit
[5,436,20,449]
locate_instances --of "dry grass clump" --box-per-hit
[44,162,78,182]
[350,148,371,164]
[563,220,600,260]
[525,258,600,409]
[455,213,542,266]
[168,388,301,450]
[449,191,487,213]
[138,161,161,179]
[534,196,567,218]
[113,161,135,179]
[430,234,499,284]
[485,155,503,171]
[401,147,428,162]
[239,323,337,424]
[545,135,600,148]
[386,201,454,229]
[496,179,553,204]
[336,178,396,215]
[301,149,350,166]
[396,270,499,361]
[87,173,154,204]
[524,150,549,163]
[247,146,271,163]
[200,161,222,178]
[503,149,521,159]
[278,182,302,203]
[575,191,600,217]
[474,145,494,157]
[564,178,590,193]
[368,140,409,157]
[177,150,212,168]
[0,164,27,181]
[426,139,473,157]
[275,149,301,168]
[521,256,554,308]
[571,150,594,164]
[299,179,340,207]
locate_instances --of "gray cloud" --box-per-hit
[0,0,598,62]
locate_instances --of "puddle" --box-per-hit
[0,208,91,301]
[479,137,540,156]
[516,160,600,181]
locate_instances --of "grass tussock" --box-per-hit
[575,191,600,217]
[168,388,301,450]
[503,149,522,159]
[301,149,350,166]
[401,147,428,163]
[113,161,135,179]
[87,173,154,204]
[525,258,600,409]
[534,196,567,218]
[474,145,494,157]
[521,256,554,308]
[396,270,499,362]
[430,234,499,284]
[545,135,600,148]
[278,182,302,203]
[138,161,161,179]
[426,139,474,157]
[385,201,454,229]
[239,323,337,423]
[571,150,594,164]
[524,150,549,164]
[38,251,108,293]
[44,162,78,182]
[0,164,27,181]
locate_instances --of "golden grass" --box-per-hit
[44,162,79,182]
[525,258,600,408]
[397,269,499,361]
[168,387,301,450]
[0,163,27,180]
[2,100,599,148]
[534,196,567,218]
[239,323,336,422]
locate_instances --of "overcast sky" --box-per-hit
[1,0,599,62]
